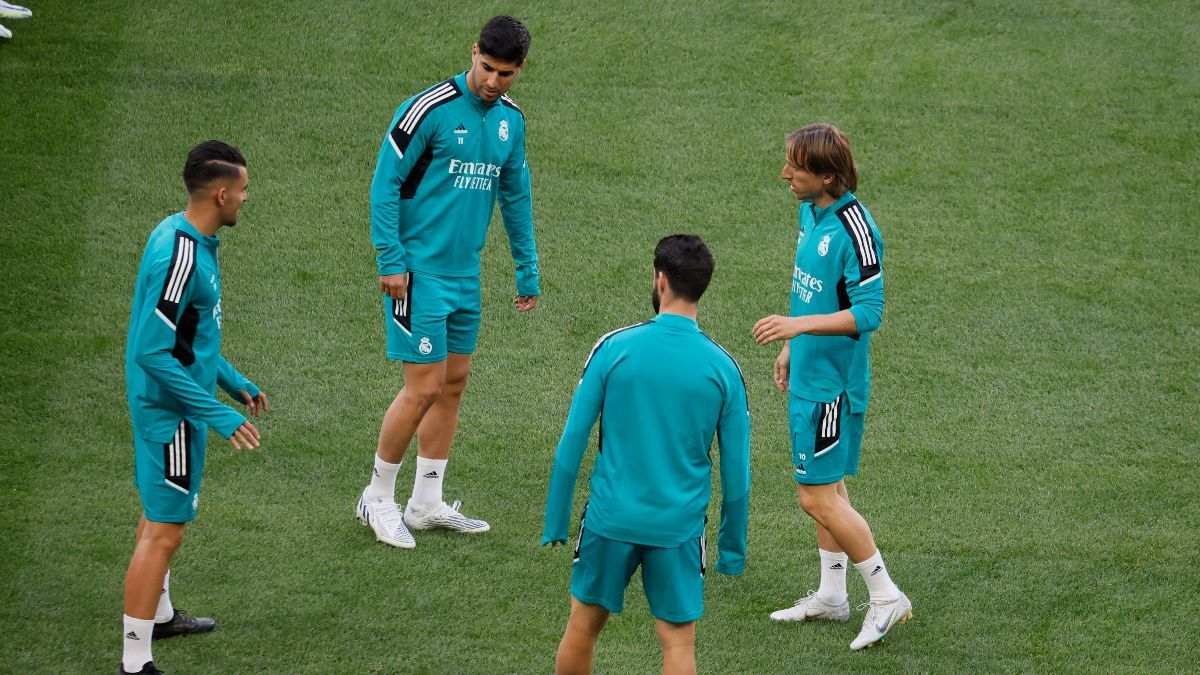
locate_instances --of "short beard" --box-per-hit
[652,284,660,314]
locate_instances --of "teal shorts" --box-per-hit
[570,517,706,623]
[384,271,481,363]
[133,420,207,523]
[789,393,864,485]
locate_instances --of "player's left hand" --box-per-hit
[514,295,538,312]
[753,315,804,344]
[239,390,270,417]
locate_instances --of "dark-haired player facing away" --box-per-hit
[753,123,911,650]
[120,141,267,674]
[359,16,540,548]
[544,236,750,675]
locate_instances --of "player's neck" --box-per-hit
[657,300,698,321]
[812,192,837,209]
[182,206,221,237]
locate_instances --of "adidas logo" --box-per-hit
[422,471,439,479]
[454,124,468,134]
[871,565,883,576]
[124,631,140,641]
[373,468,380,477]
[830,562,844,570]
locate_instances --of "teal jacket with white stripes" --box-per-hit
[370,71,540,296]
[542,313,751,575]
[125,213,257,442]
[788,191,885,413]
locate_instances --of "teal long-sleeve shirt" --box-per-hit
[125,213,258,442]
[788,192,885,413]
[542,313,751,575]
[370,71,540,296]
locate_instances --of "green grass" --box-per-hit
[2,0,1198,672]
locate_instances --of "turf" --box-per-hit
[1,1,1197,672]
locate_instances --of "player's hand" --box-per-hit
[514,295,538,312]
[239,389,270,417]
[380,273,409,300]
[753,315,804,345]
[228,421,260,451]
[774,345,790,392]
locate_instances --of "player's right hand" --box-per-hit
[379,273,409,300]
[774,344,790,392]
[229,421,260,451]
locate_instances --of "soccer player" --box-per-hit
[543,235,751,675]
[752,123,911,650]
[358,16,540,548]
[121,141,267,675]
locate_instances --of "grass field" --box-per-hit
[2,1,1198,672]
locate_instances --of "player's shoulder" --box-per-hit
[583,321,653,369]
[697,331,745,380]
[395,76,465,121]
[144,214,194,260]
[499,93,524,119]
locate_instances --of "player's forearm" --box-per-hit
[216,356,259,400]
[541,464,579,544]
[135,351,245,436]
[716,495,749,575]
[794,310,860,336]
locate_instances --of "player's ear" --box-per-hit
[214,184,227,206]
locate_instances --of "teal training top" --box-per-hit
[788,191,885,413]
[125,213,258,443]
[542,313,751,575]
[370,71,540,296]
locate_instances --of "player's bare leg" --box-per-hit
[556,597,610,675]
[797,482,875,562]
[655,618,697,675]
[813,480,850,553]
[414,352,472,461]
[377,360,448,464]
[125,520,183,619]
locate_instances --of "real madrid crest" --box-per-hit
[818,235,831,256]
[498,119,509,141]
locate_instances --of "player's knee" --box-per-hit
[142,523,185,553]
[403,381,444,409]
[797,489,838,523]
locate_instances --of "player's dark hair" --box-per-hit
[183,140,246,194]
[653,235,714,303]
[478,15,531,65]
[786,123,858,198]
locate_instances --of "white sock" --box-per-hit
[816,549,848,603]
[122,614,154,671]
[154,569,174,623]
[410,456,448,508]
[854,550,901,603]
[365,455,402,502]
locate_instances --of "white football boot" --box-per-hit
[0,2,32,19]
[403,499,490,533]
[769,590,851,622]
[0,23,10,39]
[356,489,416,549]
[850,591,912,650]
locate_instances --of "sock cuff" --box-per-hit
[416,457,448,470]
[853,550,884,572]
[374,455,403,469]
[124,614,155,627]
[819,548,849,562]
